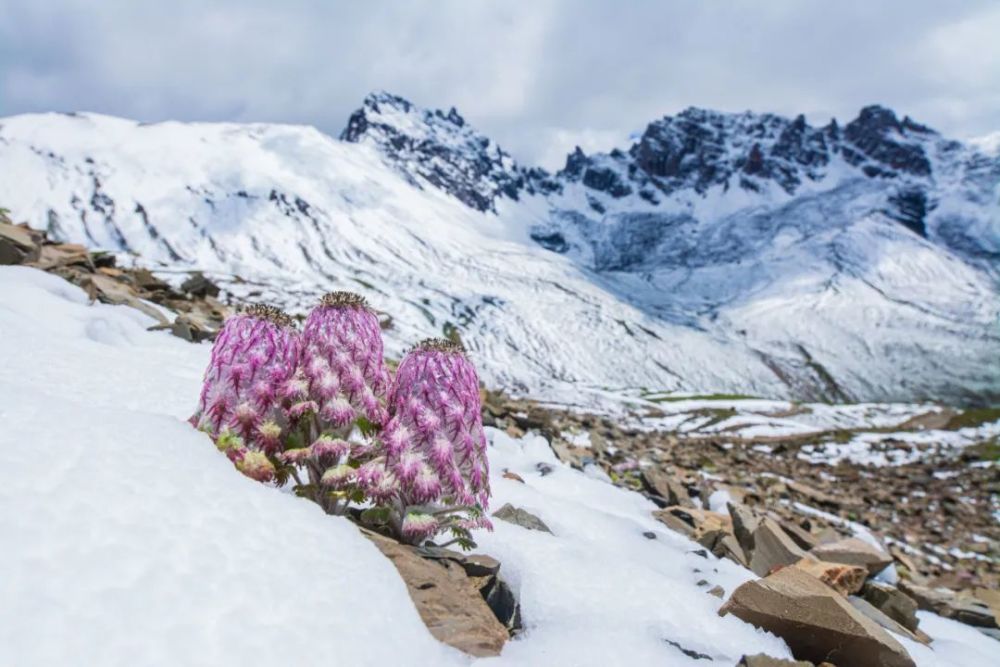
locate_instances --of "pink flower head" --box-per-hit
[401,512,440,543]
[321,464,356,489]
[385,339,491,510]
[235,451,276,483]
[310,435,350,461]
[193,305,300,452]
[301,292,390,429]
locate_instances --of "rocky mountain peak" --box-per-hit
[340,91,545,212]
[842,104,933,177]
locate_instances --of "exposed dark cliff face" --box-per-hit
[340,92,555,212]
[340,92,999,275]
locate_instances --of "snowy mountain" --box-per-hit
[1,92,998,404]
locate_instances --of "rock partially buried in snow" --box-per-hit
[736,654,815,667]
[847,596,929,645]
[492,503,552,534]
[898,580,1000,630]
[364,531,510,657]
[861,581,920,632]
[719,566,915,667]
[808,537,892,575]
[641,467,694,507]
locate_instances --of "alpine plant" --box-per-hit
[192,304,301,482]
[279,292,391,514]
[362,338,492,547]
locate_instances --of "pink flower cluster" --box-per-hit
[192,295,492,547]
[302,292,390,430]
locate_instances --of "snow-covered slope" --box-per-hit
[1,93,998,403]
[2,265,996,666]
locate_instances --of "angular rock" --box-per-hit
[848,596,927,645]
[778,519,820,551]
[31,242,90,269]
[787,480,859,511]
[477,575,522,634]
[861,581,919,632]
[365,531,509,657]
[973,588,1000,627]
[750,518,807,577]
[737,655,814,667]
[898,581,998,629]
[809,537,892,575]
[180,271,221,297]
[728,502,760,556]
[642,468,694,507]
[719,566,915,667]
[0,222,41,265]
[492,503,552,534]
[698,529,749,568]
[793,557,866,596]
[84,273,171,326]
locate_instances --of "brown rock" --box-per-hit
[694,527,749,568]
[848,596,928,645]
[492,503,552,534]
[502,470,525,483]
[719,566,915,667]
[793,557,867,596]
[728,502,760,555]
[779,520,820,551]
[809,537,892,575]
[653,506,730,542]
[706,585,725,599]
[750,518,808,577]
[642,468,694,507]
[364,532,509,657]
[898,581,998,629]
[787,480,859,510]
[736,655,814,667]
[973,588,1000,626]
[0,222,41,265]
[31,242,90,269]
[861,581,919,632]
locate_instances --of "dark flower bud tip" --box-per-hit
[320,291,369,309]
[414,338,465,354]
[243,303,295,328]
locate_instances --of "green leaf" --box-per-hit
[293,484,316,499]
[355,415,380,437]
[360,506,391,526]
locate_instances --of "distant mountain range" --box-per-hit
[1,92,998,404]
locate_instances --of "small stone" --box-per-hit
[737,655,814,667]
[848,596,928,645]
[180,271,221,297]
[728,502,761,557]
[861,581,919,632]
[642,531,657,540]
[502,470,525,483]
[642,468,694,507]
[707,585,725,598]
[492,503,552,534]
[461,554,501,578]
[535,462,554,476]
[809,538,892,575]
[793,557,867,596]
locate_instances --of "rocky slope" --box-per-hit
[1,92,998,403]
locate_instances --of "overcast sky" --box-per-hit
[2,0,998,168]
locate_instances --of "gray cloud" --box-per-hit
[2,0,998,168]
